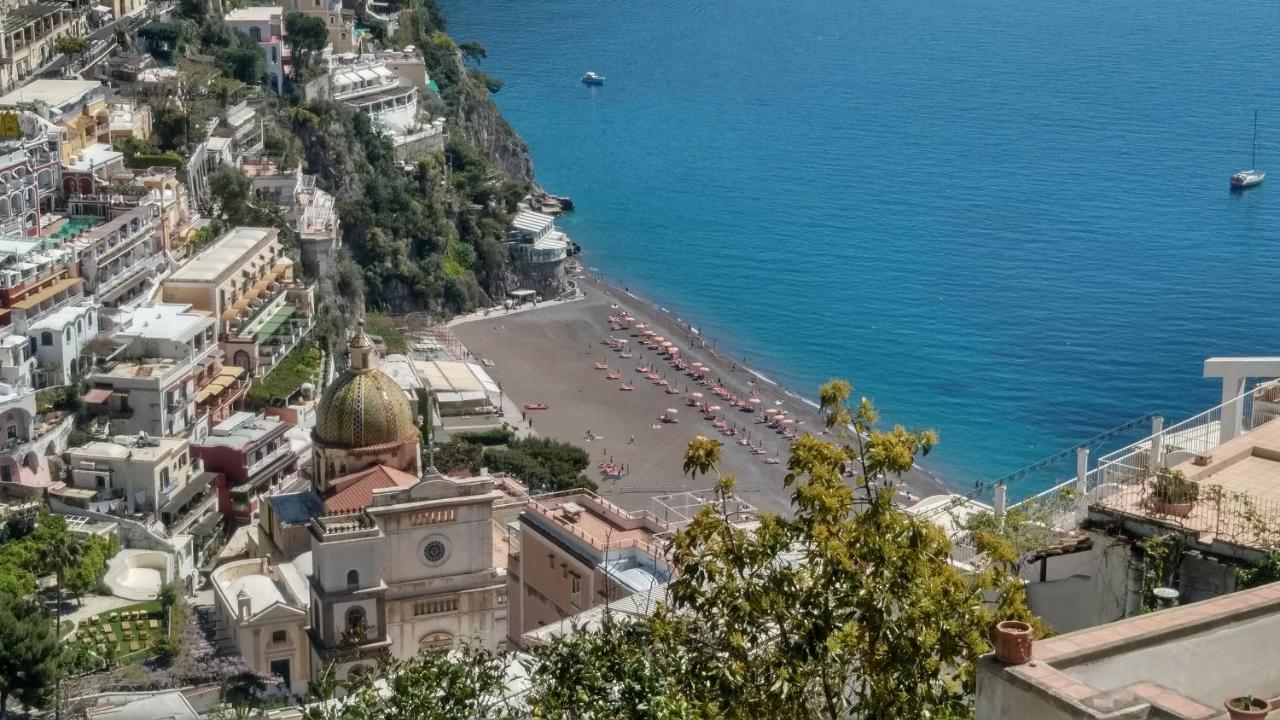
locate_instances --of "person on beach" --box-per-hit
[628,435,635,445]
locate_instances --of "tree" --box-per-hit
[0,593,61,715]
[339,647,520,720]
[284,12,328,70]
[209,165,254,223]
[138,21,183,60]
[53,34,89,57]
[435,438,483,474]
[457,41,486,64]
[33,514,81,631]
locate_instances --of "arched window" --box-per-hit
[75,318,83,335]
[346,569,359,590]
[420,632,452,650]
[344,606,366,634]
[64,327,71,343]
[249,26,262,42]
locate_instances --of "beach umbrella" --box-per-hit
[781,418,796,425]
[654,336,665,343]
[690,392,703,399]
[661,341,673,347]
[708,405,722,412]
[666,408,679,414]
[749,397,762,404]
[617,338,628,344]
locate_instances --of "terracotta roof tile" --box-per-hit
[323,464,418,513]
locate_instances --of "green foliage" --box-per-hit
[0,592,61,714]
[284,12,328,70]
[53,34,90,56]
[138,21,183,59]
[1151,467,1198,505]
[35,385,79,414]
[1238,551,1280,589]
[482,437,593,492]
[308,383,1032,719]
[64,533,117,604]
[468,70,503,94]
[457,41,486,64]
[209,165,257,224]
[125,152,185,169]
[248,342,322,405]
[292,98,524,315]
[215,32,267,86]
[364,312,407,354]
[435,438,483,474]
[454,427,513,446]
[339,646,520,720]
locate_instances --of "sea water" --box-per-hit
[440,0,1280,493]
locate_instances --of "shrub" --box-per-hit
[454,428,513,446]
[1152,468,1198,505]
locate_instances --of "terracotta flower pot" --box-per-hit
[1152,499,1194,517]
[1225,697,1271,720]
[993,620,1034,665]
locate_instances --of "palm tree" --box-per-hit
[38,532,81,633]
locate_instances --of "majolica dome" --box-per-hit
[314,325,418,450]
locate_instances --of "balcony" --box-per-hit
[976,582,1280,720]
[96,253,165,301]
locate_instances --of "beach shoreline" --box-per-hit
[452,268,950,515]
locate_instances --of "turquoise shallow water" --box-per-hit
[441,0,1280,493]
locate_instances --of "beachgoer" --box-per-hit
[628,436,635,445]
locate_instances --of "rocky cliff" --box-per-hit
[449,56,536,183]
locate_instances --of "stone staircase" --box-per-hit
[194,605,238,656]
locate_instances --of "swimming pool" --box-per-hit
[49,216,103,240]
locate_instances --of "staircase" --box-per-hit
[194,605,238,656]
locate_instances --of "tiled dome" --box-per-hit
[314,326,418,450]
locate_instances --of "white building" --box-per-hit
[211,555,313,694]
[27,298,100,386]
[327,52,443,158]
[69,199,166,308]
[85,303,220,440]
[507,210,570,297]
[225,6,286,94]
[0,110,60,233]
[0,2,87,92]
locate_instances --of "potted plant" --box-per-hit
[1225,695,1271,719]
[1150,468,1198,517]
[992,620,1034,665]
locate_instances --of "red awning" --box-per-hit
[83,388,112,405]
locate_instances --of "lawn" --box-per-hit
[73,601,165,661]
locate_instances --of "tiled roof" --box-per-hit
[323,464,418,513]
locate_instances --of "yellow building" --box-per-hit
[161,227,315,377]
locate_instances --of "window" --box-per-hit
[420,633,452,650]
[40,331,52,346]
[249,26,262,42]
[270,46,278,63]
[271,629,287,644]
[346,569,359,590]
[95,475,105,489]
[571,574,582,607]
[344,606,366,634]
[64,328,71,343]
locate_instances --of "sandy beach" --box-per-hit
[453,274,948,516]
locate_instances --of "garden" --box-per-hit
[72,601,165,663]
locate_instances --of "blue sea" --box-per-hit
[440,0,1280,495]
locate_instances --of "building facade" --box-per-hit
[161,227,314,378]
[193,411,298,525]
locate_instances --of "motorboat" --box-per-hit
[581,71,604,85]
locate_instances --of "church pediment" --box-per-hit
[249,602,308,624]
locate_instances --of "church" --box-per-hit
[235,324,509,683]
